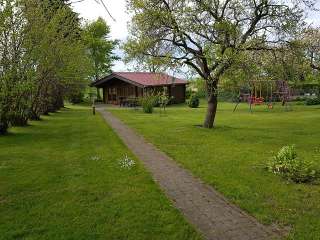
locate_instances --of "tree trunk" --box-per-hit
[203,93,218,128]
[0,121,8,135]
[97,88,101,101]
[29,109,41,120]
[10,115,28,126]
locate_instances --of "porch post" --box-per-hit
[96,87,101,101]
[135,86,138,97]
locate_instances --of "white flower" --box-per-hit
[119,155,135,169]
[91,156,101,161]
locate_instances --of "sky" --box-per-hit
[71,0,320,72]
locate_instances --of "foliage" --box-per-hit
[139,93,157,113]
[188,94,200,108]
[302,27,320,72]
[305,97,320,105]
[267,145,318,183]
[187,79,207,98]
[157,88,172,113]
[68,91,84,104]
[0,0,94,134]
[0,0,32,131]
[123,41,173,72]
[185,88,193,99]
[294,96,308,102]
[217,88,237,102]
[83,17,118,81]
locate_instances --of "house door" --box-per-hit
[107,87,117,104]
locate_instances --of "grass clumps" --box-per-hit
[139,94,158,113]
[267,145,318,183]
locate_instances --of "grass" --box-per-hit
[109,101,320,240]
[0,105,201,240]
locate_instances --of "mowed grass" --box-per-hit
[110,102,320,240]
[0,105,201,240]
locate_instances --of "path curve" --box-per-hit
[97,107,281,240]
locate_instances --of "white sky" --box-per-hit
[71,0,320,72]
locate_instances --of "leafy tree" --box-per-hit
[125,0,314,128]
[83,17,118,81]
[0,0,92,134]
[303,27,320,71]
[23,0,91,118]
[124,42,173,72]
[0,0,34,131]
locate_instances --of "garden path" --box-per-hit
[97,106,282,240]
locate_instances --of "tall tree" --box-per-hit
[125,0,313,128]
[0,0,34,131]
[303,27,320,71]
[83,17,118,81]
[24,0,91,118]
[0,0,92,134]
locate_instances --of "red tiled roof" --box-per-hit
[92,72,188,87]
[115,72,187,86]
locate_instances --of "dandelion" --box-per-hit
[119,154,135,169]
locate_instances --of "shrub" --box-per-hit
[267,145,318,183]
[139,94,157,113]
[157,90,172,113]
[68,92,84,104]
[295,96,307,102]
[188,94,200,108]
[0,120,8,135]
[9,113,28,126]
[305,98,320,106]
[185,88,193,99]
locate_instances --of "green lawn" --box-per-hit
[109,102,320,240]
[0,106,201,240]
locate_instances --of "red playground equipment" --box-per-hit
[249,81,265,105]
[233,80,291,112]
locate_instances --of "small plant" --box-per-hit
[267,145,318,183]
[119,154,135,169]
[158,88,173,113]
[68,91,84,104]
[305,98,320,106]
[188,94,200,108]
[139,93,157,113]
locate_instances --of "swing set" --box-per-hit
[233,80,291,112]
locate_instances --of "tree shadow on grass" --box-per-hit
[193,124,238,132]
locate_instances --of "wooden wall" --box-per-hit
[101,80,144,104]
[99,78,186,105]
[170,85,186,103]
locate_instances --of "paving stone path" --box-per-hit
[97,107,282,240]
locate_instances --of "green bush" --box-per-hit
[0,120,8,135]
[217,89,236,102]
[185,88,193,99]
[267,145,318,183]
[188,94,200,108]
[295,96,307,102]
[305,98,320,106]
[68,92,84,104]
[139,94,157,113]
